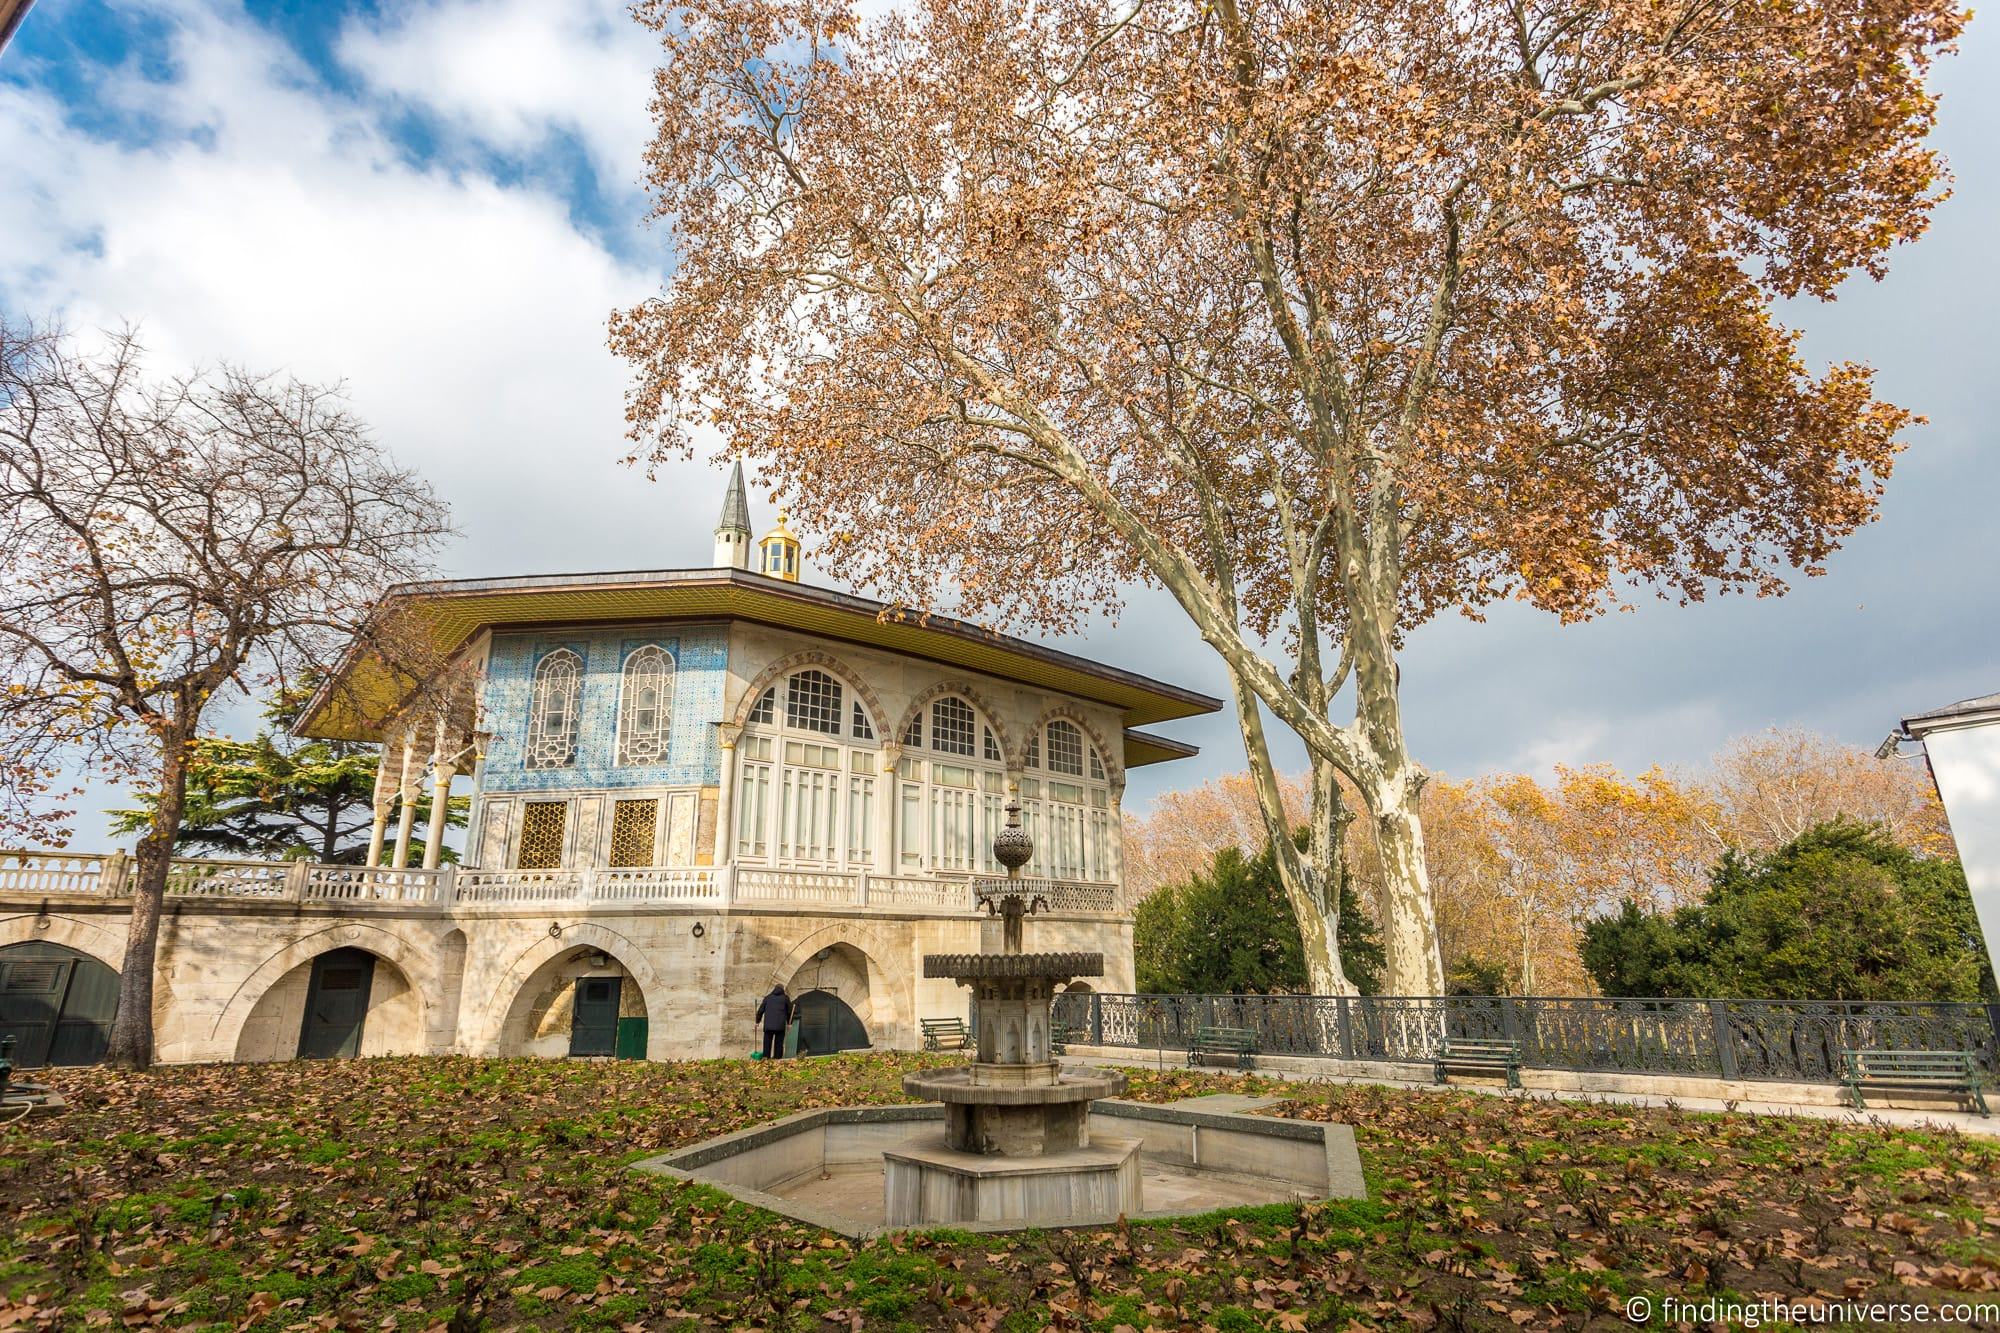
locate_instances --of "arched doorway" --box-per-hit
[298,948,376,1059]
[233,947,423,1062]
[0,941,118,1067]
[497,946,651,1059]
[793,989,868,1056]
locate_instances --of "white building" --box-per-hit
[1894,692,2000,979]
[0,469,1218,1066]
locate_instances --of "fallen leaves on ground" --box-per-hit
[0,1055,1993,1330]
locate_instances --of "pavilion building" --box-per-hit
[0,466,1217,1066]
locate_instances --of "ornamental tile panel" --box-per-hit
[480,626,728,793]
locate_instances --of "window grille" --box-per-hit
[608,799,658,867]
[1024,733,1039,769]
[983,727,1002,762]
[748,687,776,724]
[901,714,922,747]
[517,801,567,869]
[931,697,977,756]
[1046,720,1085,775]
[787,670,843,735]
[616,645,674,765]
[1089,747,1105,781]
[524,650,582,769]
[851,701,874,740]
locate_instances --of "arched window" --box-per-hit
[786,669,843,735]
[524,649,582,769]
[615,645,675,766]
[892,696,1008,876]
[735,667,878,868]
[1020,718,1116,882]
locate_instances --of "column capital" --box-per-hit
[717,721,743,750]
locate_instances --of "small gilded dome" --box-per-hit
[757,512,801,582]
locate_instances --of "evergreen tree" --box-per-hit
[1135,839,1384,995]
[110,692,467,865]
[1581,820,1995,1000]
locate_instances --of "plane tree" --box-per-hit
[613,0,1958,993]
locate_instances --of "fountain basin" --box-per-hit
[634,1094,1366,1237]
[903,1064,1126,1155]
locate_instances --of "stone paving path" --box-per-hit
[1084,1057,2000,1139]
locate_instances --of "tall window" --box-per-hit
[517,800,568,869]
[736,668,877,868]
[608,799,659,867]
[896,696,1008,876]
[524,649,582,770]
[1020,719,1116,882]
[616,645,675,765]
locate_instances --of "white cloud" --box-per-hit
[337,0,658,199]
[0,0,722,584]
[0,0,731,840]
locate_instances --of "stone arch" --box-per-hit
[891,680,1015,761]
[0,912,127,973]
[208,920,442,1063]
[729,649,892,739]
[768,922,910,1049]
[470,921,673,1061]
[1014,703,1125,785]
[781,942,882,1047]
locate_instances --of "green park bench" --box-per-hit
[1188,1024,1258,1071]
[921,1017,970,1052]
[1434,1037,1523,1090]
[1843,1049,1989,1117]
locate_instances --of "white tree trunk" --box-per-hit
[1362,766,1447,996]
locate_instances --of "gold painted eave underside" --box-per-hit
[301,572,1218,767]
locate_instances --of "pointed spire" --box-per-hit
[713,461,753,569]
[716,460,751,535]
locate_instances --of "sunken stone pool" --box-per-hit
[633,1091,1366,1238]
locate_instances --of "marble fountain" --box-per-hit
[637,799,1364,1235]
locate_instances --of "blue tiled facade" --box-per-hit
[478,625,728,793]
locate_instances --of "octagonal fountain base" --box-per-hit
[885,1132,1142,1226]
[635,1093,1366,1238]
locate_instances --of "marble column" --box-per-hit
[875,741,902,877]
[390,735,418,871]
[422,758,457,870]
[364,753,394,868]
[713,723,740,867]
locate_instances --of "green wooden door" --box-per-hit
[793,990,869,1056]
[570,977,621,1057]
[0,942,120,1068]
[297,949,376,1060]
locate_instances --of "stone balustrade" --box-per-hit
[0,850,1126,917]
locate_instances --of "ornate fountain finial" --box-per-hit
[992,792,1033,879]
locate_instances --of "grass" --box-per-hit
[0,1053,1994,1329]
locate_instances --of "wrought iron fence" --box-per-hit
[1050,992,2000,1085]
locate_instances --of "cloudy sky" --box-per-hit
[2,0,1995,839]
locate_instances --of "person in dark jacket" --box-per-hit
[754,984,792,1059]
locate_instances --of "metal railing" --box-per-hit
[1051,992,2000,1084]
[0,849,1127,918]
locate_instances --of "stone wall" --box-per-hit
[0,897,1131,1066]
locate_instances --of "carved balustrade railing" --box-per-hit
[0,849,1123,918]
[1051,992,2000,1084]
[972,876,1120,914]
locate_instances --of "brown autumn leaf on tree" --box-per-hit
[611,0,1960,997]
[1126,729,1948,992]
